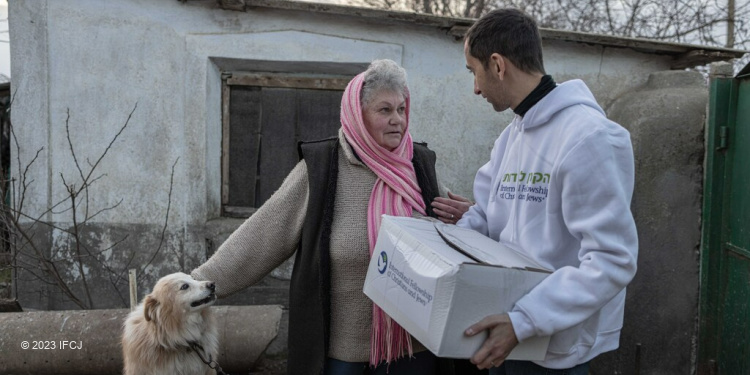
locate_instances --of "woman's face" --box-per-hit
[362,90,407,151]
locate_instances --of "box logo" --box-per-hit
[377,251,388,274]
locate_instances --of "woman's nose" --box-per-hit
[390,112,404,124]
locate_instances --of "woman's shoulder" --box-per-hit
[412,141,436,159]
[297,136,339,160]
[299,135,339,145]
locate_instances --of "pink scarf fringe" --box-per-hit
[340,72,427,366]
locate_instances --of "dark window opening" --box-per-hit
[221,73,351,217]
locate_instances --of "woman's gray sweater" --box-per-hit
[192,130,430,361]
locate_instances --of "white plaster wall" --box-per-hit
[11,0,671,229]
[186,29,403,221]
[8,0,50,222]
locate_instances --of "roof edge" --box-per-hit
[234,0,747,67]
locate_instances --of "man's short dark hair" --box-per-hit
[465,8,545,74]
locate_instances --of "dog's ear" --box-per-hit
[143,295,159,322]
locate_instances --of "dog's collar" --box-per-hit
[188,341,227,375]
[187,341,202,352]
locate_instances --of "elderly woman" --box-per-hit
[192,59,472,375]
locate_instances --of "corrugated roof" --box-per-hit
[236,0,747,69]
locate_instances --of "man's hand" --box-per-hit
[465,313,519,370]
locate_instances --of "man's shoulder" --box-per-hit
[557,104,627,135]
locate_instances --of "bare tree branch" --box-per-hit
[1,102,146,309]
[363,0,749,55]
[138,157,179,286]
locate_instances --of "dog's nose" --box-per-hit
[207,282,215,292]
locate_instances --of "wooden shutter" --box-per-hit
[222,74,349,217]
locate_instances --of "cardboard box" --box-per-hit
[363,215,552,360]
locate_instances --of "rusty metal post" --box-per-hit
[128,269,137,311]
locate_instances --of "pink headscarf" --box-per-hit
[340,71,427,366]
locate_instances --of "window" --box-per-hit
[221,73,352,217]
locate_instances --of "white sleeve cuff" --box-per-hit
[508,310,536,342]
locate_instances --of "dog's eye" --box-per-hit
[180,284,189,290]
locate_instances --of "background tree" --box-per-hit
[0,103,178,309]
[360,0,488,18]
[358,0,749,69]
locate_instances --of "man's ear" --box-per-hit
[144,295,159,322]
[490,53,506,80]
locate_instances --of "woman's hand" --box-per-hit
[431,192,473,224]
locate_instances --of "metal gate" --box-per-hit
[698,62,750,374]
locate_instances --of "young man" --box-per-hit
[457,8,638,375]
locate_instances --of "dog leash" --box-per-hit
[189,341,228,375]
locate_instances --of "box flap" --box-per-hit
[387,216,477,266]
[433,221,551,272]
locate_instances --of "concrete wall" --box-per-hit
[603,71,708,375]
[10,0,704,373]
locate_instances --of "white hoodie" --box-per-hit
[458,79,638,369]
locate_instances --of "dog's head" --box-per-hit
[143,272,216,323]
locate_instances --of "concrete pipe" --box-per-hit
[0,305,283,375]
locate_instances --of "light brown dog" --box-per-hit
[122,272,218,375]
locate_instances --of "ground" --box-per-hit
[247,357,287,375]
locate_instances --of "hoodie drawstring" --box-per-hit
[510,119,524,243]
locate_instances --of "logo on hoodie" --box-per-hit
[497,170,550,203]
[503,171,550,184]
